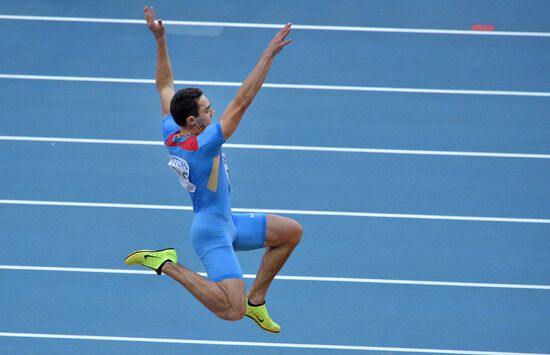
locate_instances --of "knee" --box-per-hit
[287,219,303,246]
[216,302,246,321]
[219,311,245,321]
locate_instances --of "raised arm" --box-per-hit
[145,6,175,116]
[220,23,292,141]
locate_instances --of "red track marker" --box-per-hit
[471,24,496,31]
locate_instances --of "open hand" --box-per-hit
[265,23,292,58]
[144,6,164,38]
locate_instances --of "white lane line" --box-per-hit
[1,14,550,38]
[0,332,547,355]
[2,74,550,97]
[1,135,550,159]
[0,135,164,146]
[1,199,549,224]
[2,265,550,290]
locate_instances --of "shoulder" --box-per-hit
[162,114,181,142]
[197,122,225,147]
[165,132,199,151]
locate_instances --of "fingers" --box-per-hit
[144,5,156,22]
[144,6,150,21]
[266,23,292,56]
[279,23,292,39]
[145,5,162,32]
[144,6,153,25]
[279,23,292,48]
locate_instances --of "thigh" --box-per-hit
[191,217,242,282]
[264,214,303,247]
[198,245,243,282]
[232,212,267,251]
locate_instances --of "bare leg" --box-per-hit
[161,262,246,321]
[247,214,302,305]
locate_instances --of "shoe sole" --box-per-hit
[245,314,280,333]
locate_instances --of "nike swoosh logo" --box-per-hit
[253,313,264,323]
[144,255,159,259]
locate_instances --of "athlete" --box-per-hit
[125,6,302,333]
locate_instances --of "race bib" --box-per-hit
[168,155,196,193]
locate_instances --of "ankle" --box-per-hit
[247,296,265,307]
[159,260,175,274]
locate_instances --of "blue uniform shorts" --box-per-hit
[190,212,267,282]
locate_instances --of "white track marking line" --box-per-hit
[1,135,549,160]
[0,199,549,224]
[1,265,549,290]
[1,14,550,38]
[0,135,163,146]
[2,74,550,97]
[0,332,547,354]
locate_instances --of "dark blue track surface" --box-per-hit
[2,21,550,90]
[2,81,550,152]
[2,141,549,216]
[1,1,550,354]
[3,0,550,31]
[2,271,549,352]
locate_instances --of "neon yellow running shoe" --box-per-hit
[245,297,281,333]
[124,248,177,275]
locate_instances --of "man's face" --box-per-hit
[195,95,215,129]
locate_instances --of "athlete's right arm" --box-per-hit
[145,6,175,116]
[219,23,292,141]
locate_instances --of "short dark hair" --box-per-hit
[170,88,203,127]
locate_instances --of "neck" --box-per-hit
[179,127,199,137]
